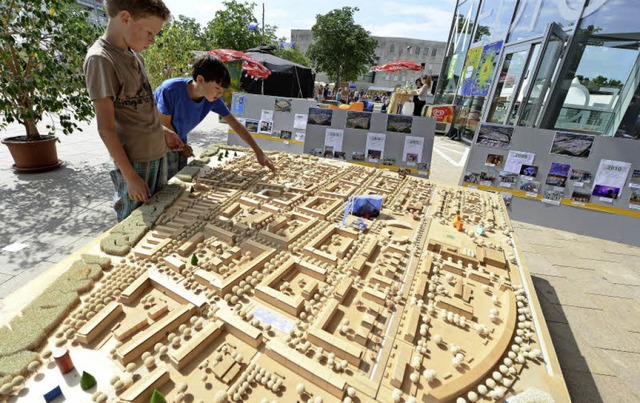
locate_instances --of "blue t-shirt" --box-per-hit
[154,77,230,142]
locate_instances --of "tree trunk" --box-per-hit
[24,118,40,141]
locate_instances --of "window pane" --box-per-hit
[486,50,529,123]
[508,0,586,43]
[474,0,518,44]
[554,44,637,134]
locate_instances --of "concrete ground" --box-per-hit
[1,115,638,402]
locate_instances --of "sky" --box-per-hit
[161,0,458,42]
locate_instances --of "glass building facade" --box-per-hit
[435,0,640,142]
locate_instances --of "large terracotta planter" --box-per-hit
[1,135,62,173]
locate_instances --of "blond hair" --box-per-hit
[422,75,433,89]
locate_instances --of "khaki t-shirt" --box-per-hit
[84,38,166,162]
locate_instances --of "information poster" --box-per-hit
[473,40,503,97]
[458,45,483,97]
[260,109,274,122]
[592,159,631,201]
[293,114,308,130]
[403,136,424,164]
[366,132,386,162]
[232,94,246,115]
[504,150,535,174]
[324,128,344,157]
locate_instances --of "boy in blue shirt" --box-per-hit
[154,54,275,178]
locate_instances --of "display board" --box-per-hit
[303,108,436,177]
[461,124,640,246]
[226,93,317,154]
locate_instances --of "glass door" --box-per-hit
[518,24,568,127]
[484,23,569,126]
[485,44,532,124]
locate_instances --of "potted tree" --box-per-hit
[0,0,99,172]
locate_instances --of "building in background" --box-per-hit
[77,0,107,26]
[291,29,446,92]
[436,0,640,142]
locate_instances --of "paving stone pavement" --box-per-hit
[1,116,639,402]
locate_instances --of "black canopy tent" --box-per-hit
[241,45,315,99]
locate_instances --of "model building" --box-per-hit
[0,150,568,403]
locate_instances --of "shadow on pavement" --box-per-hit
[532,275,603,403]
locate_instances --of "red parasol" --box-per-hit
[208,49,272,79]
[370,59,422,73]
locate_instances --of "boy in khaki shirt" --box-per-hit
[84,0,183,221]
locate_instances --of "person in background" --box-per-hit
[412,78,426,117]
[83,0,185,221]
[154,54,276,178]
[414,75,433,116]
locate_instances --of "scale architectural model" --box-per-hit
[0,148,568,403]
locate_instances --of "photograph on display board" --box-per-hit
[485,153,505,166]
[382,157,396,166]
[310,148,323,157]
[479,170,498,183]
[571,189,592,204]
[630,169,640,188]
[307,108,333,126]
[274,97,292,112]
[258,120,273,134]
[464,172,481,184]
[630,190,640,209]
[334,151,346,160]
[569,169,592,183]
[518,177,540,194]
[417,162,429,171]
[279,130,292,140]
[592,184,620,200]
[346,111,372,130]
[245,118,259,133]
[542,185,565,203]
[323,146,334,158]
[475,124,513,149]
[352,152,365,161]
[386,114,413,133]
[499,171,518,184]
[519,164,538,177]
[545,162,571,187]
[406,153,419,163]
[367,149,382,160]
[550,131,595,158]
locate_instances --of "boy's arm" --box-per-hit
[93,98,151,202]
[158,113,191,156]
[224,114,276,172]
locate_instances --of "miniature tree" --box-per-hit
[296,383,306,395]
[80,371,97,390]
[191,254,199,266]
[150,389,166,403]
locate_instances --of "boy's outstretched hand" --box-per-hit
[256,150,276,173]
[164,129,184,151]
